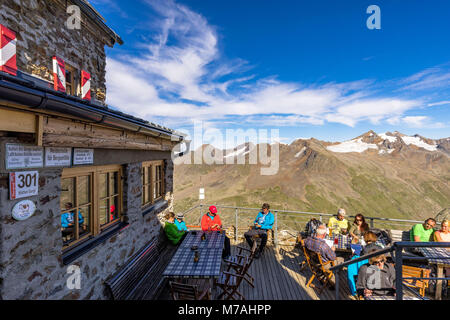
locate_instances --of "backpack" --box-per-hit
[370,228,392,245]
[304,218,322,237]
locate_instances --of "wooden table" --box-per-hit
[417,247,450,300]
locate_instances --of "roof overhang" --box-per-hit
[0,71,185,142]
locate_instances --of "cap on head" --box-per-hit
[209,205,218,214]
[176,213,184,219]
[337,208,346,216]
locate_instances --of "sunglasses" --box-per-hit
[356,219,363,222]
[372,260,385,265]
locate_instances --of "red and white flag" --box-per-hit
[0,24,17,76]
[52,56,66,92]
[81,70,91,100]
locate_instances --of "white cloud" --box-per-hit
[104,0,446,132]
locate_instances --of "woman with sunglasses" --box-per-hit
[356,251,396,298]
[349,213,370,242]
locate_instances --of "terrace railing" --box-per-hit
[329,242,450,300]
[180,203,425,247]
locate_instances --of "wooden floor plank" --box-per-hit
[265,246,285,300]
[280,246,312,300]
[273,247,297,300]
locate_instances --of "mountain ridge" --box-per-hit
[174,131,450,222]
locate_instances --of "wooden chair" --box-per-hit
[299,239,335,294]
[216,256,252,300]
[215,270,246,300]
[224,241,258,288]
[402,265,431,297]
[169,281,211,300]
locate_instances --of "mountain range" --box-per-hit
[173,131,450,222]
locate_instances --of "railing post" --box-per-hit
[319,215,322,223]
[370,218,374,229]
[235,208,238,242]
[274,211,278,248]
[395,244,403,300]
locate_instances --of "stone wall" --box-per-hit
[0,0,112,102]
[0,138,174,299]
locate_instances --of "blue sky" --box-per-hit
[90,0,450,146]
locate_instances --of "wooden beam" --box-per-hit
[35,115,43,146]
[0,107,36,133]
[42,133,176,151]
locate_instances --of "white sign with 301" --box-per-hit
[9,171,39,200]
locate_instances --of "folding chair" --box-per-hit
[300,240,335,294]
[169,281,211,300]
[224,241,258,288]
[215,270,246,300]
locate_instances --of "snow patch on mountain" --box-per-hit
[295,147,307,158]
[224,146,248,158]
[326,138,378,153]
[401,136,437,151]
[378,133,398,143]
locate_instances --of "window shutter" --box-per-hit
[0,24,17,76]
[81,70,91,100]
[52,56,66,92]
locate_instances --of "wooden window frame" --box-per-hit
[61,164,123,251]
[65,63,78,96]
[141,160,165,208]
[60,173,93,248]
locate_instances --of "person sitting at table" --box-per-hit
[328,208,349,235]
[356,251,396,298]
[164,212,187,245]
[201,205,231,259]
[433,219,450,243]
[349,213,369,242]
[244,203,274,259]
[61,202,86,241]
[304,224,344,265]
[360,231,384,256]
[434,219,450,276]
[174,213,188,232]
[410,218,436,242]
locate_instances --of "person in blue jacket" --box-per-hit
[61,202,86,241]
[174,213,188,232]
[244,203,274,258]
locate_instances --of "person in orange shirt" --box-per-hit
[201,205,231,259]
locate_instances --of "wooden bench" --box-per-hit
[104,235,177,300]
[402,265,431,297]
[389,229,411,242]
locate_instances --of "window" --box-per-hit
[60,174,92,246]
[61,165,123,250]
[65,64,78,96]
[141,160,165,208]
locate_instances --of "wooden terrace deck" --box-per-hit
[159,241,357,300]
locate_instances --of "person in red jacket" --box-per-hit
[201,205,231,259]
